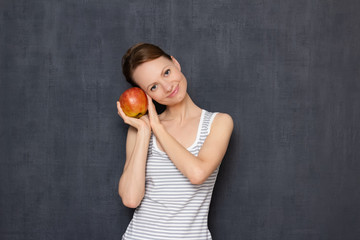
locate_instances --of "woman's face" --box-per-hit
[132,56,187,106]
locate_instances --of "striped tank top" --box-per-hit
[122,109,219,240]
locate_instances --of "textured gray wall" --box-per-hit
[1,0,360,239]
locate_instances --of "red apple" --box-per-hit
[119,87,148,118]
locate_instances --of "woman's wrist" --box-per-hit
[137,123,151,138]
[151,122,164,137]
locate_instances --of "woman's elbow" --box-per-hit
[121,197,141,208]
[118,189,142,208]
[188,169,208,185]
[189,177,206,185]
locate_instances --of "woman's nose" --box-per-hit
[162,80,172,92]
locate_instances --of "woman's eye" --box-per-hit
[150,84,158,91]
[164,69,170,76]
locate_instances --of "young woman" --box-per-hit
[116,43,233,239]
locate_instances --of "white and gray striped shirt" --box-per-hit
[123,109,219,240]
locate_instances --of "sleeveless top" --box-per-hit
[122,109,219,240]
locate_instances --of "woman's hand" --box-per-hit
[117,101,151,133]
[145,94,162,131]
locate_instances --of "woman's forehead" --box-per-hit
[140,56,172,71]
[133,57,173,83]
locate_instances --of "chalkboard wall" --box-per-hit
[1,0,359,239]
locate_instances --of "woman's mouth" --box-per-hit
[168,85,179,97]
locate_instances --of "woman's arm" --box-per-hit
[117,102,151,208]
[147,98,234,185]
[153,114,233,184]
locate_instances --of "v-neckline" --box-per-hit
[153,109,205,154]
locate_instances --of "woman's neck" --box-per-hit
[160,94,201,122]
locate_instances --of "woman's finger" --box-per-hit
[146,95,157,116]
[117,101,151,130]
[146,95,155,111]
[117,101,127,119]
[145,95,161,127]
[117,101,137,124]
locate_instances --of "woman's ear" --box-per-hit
[171,56,181,71]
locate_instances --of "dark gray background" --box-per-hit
[1,0,359,239]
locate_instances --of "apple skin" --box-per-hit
[119,87,148,118]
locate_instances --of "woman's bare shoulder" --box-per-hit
[213,112,233,124]
[211,112,234,133]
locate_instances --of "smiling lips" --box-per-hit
[168,85,179,97]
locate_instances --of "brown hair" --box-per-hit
[122,43,172,86]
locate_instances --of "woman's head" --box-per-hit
[122,43,188,106]
[122,43,172,87]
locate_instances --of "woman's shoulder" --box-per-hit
[203,109,232,122]
[203,109,233,132]
[214,112,233,127]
